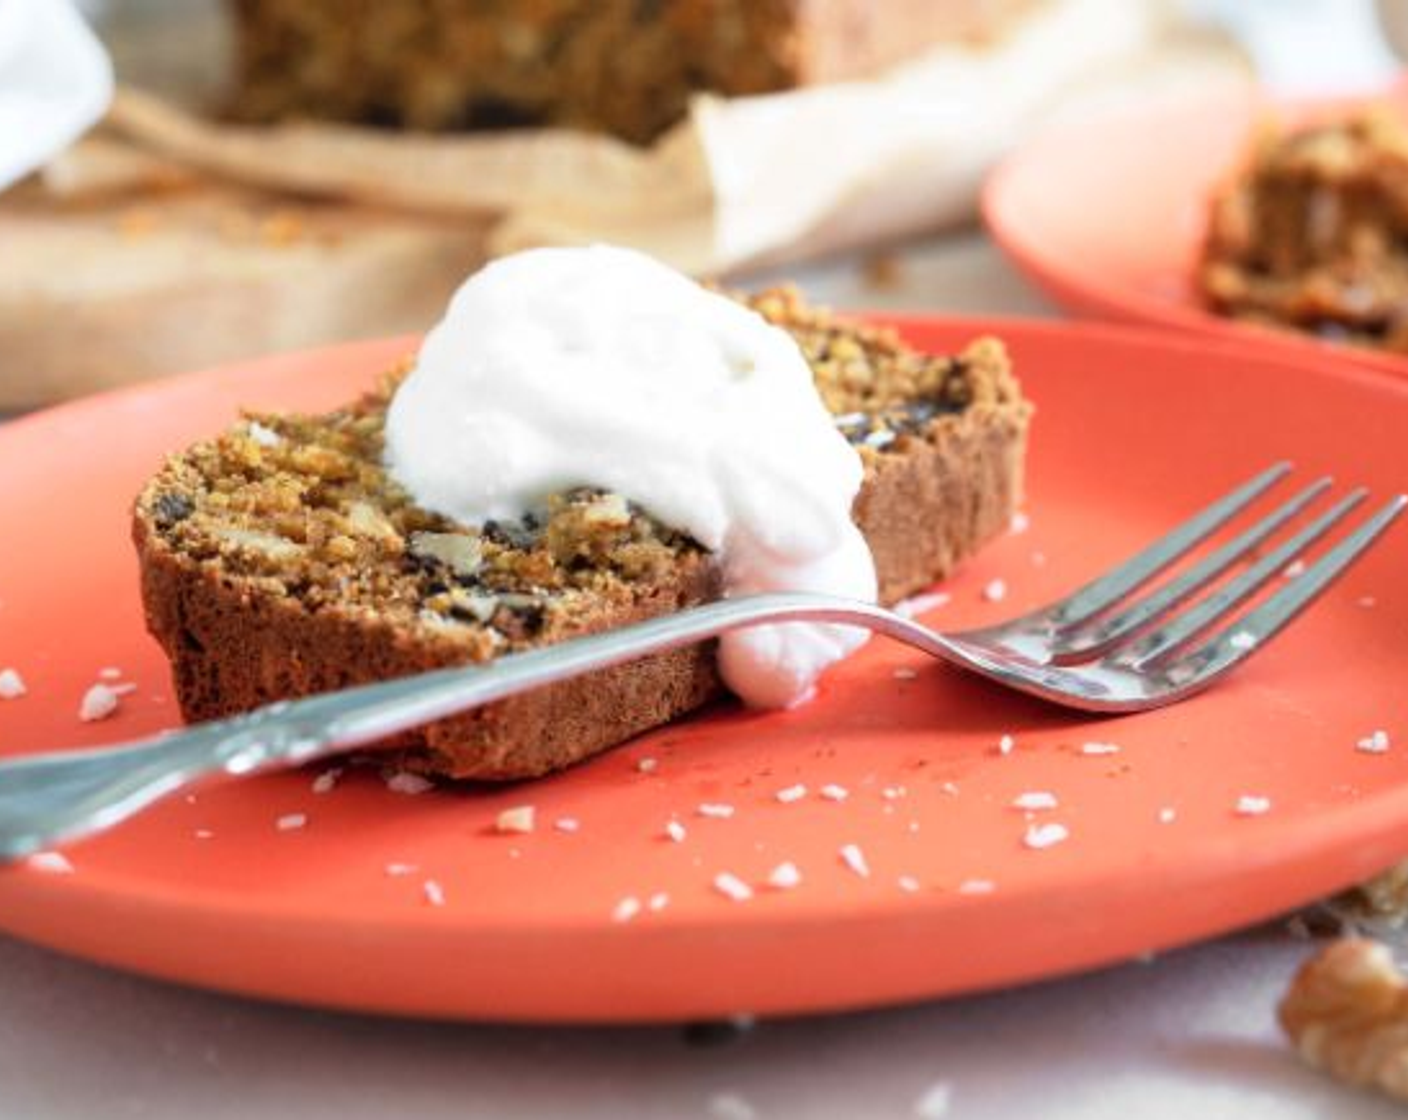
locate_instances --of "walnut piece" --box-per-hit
[1280,938,1408,1102]
[409,531,483,578]
[213,526,302,561]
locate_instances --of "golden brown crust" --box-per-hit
[133,295,1030,780]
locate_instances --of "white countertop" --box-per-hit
[1,233,1401,1119]
[2,925,1399,1120]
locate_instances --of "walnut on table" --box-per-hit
[1279,938,1408,1102]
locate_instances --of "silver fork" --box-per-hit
[0,463,1400,863]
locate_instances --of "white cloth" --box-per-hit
[1181,0,1401,94]
[0,0,111,191]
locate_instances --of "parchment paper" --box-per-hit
[56,0,1247,276]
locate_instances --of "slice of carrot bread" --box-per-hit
[133,288,1031,779]
[227,0,1037,144]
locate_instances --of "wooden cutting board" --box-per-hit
[0,172,489,411]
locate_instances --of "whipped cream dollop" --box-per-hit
[384,245,876,708]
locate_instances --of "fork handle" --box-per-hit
[0,594,934,862]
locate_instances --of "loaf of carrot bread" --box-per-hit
[134,288,1031,779]
[1198,107,1408,353]
[227,0,1036,143]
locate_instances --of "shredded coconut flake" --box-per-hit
[982,577,1008,603]
[612,896,641,923]
[27,851,74,875]
[384,862,417,877]
[713,872,753,902]
[767,861,802,889]
[385,770,434,795]
[1011,791,1058,811]
[697,802,736,819]
[554,816,581,833]
[97,666,123,681]
[914,1081,953,1118]
[893,667,919,681]
[276,812,307,831]
[1283,559,1307,579]
[1010,511,1031,535]
[940,781,960,796]
[775,784,807,804]
[820,783,849,802]
[194,828,214,840]
[1158,807,1177,824]
[882,785,907,801]
[1357,730,1392,755]
[839,843,871,879]
[648,891,670,912]
[1235,794,1271,816]
[1080,741,1120,756]
[1023,822,1070,850]
[957,878,995,895]
[247,420,282,447]
[496,805,536,834]
[422,879,446,907]
[0,668,26,700]
[997,734,1015,756]
[1228,630,1258,651]
[898,875,921,893]
[78,683,120,722]
[310,767,342,795]
[636,757,659,773]
[664,819,688,843]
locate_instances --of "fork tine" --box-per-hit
[1051,476,1332,661]
[1118,488,1368,669]
[1171,494,1407,685]
[1048,461,1292,628]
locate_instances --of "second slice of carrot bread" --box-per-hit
[133,288,1031,779]
[1199,109,1408,353]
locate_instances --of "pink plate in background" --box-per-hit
[983,81,1408,378]
[0,319,1406,1023]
